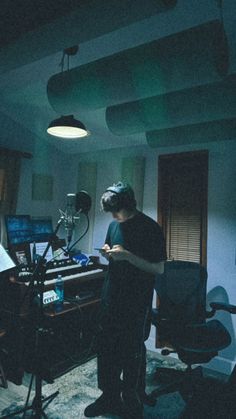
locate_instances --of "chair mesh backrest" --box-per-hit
[155,261,207,326]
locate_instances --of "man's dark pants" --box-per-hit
[97,307,150,411]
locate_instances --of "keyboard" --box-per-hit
[46,263,87,275]
[44,268,104,286]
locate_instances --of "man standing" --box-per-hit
[84,182,166,419]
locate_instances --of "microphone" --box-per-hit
[60,191,92,246]
[64,193,77,245]
[76,190,92,214]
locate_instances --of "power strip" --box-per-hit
[38,290,60,305]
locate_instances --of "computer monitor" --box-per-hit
[31,217,53,242]
[5,215,32,246]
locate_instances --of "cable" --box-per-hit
[39,212,90,263]
[67,213,90,254]
[59,50,65,72]
[55,298,102,366]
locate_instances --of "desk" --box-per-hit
[0,266,106,383]
[41,298,102,380]
[44,301,79,317]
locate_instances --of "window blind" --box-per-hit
[158,151,208,266]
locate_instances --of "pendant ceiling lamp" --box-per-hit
[47,115,89,139]
[47,46,89,139]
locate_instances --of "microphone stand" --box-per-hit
[1,220,63,419]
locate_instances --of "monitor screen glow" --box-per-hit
[5,215,54,246]
[31,218,53,242]
[5,215,32,245]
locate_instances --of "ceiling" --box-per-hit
[0,0,236,155]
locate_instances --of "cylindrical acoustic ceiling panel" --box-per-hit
[146,118,236,148]
[106,75,236,135]
[47,20,228,113]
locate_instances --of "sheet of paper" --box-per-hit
[30,242,53,263]
[0,243,16,273]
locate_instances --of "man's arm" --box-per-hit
[107,245,165,275]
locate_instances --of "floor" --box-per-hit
[0,351,228,419]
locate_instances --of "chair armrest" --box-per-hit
[210,302,236,314]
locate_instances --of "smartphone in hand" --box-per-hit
[94,247,105,253]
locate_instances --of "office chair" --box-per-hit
[181,301,236,419]
[150,260,231,401]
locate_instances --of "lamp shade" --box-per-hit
[47,115,89,138]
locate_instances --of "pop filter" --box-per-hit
[76,190,92,214]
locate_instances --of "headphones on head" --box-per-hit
[106,181,132,195]
[105,181,136,211]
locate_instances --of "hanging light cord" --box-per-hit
[59,50,66,73]
[59,45,79,73]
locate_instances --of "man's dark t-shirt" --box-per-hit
[102,211,166,322]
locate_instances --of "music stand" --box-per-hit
[0,221,63,419]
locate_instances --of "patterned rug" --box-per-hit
[1,352,186,418]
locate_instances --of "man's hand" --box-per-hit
[105,244,164,275]
[100,244,111,260]
[107,245,129,261]
[108,245,165,274]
